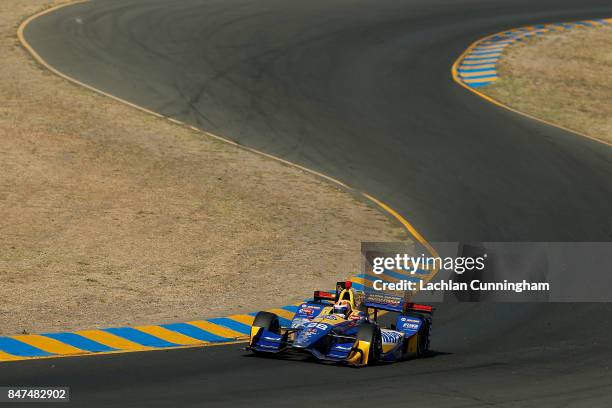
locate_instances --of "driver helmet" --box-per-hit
[333,299,352,318]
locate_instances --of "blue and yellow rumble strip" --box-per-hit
[0,310,291,362]
[455,18,612,88]
[0,266,436,362]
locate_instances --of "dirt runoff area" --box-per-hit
[0,1,408,336]
[484,23,612,146]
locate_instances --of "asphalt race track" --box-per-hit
[4,303,612,407]
[4,0,612,406]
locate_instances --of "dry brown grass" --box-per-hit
[0,1,407,335]
[484,25,612,145]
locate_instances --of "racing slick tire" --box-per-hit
[356,323,382,365]
[404,312,431,357]
[416,319,430,357]
[253,311,281,334]
[250,311,284,356]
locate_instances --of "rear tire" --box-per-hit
[405,313,430,357]
[356,323,382,365]
[416,320,430,357]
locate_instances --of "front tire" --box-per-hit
[250,311,281,355]
[356,323,382,365]
[253,311,280,334]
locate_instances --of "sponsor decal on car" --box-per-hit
[302,307,315,316]
[306,322,329,330]
[381,330,403,343]
[399,317,421,330]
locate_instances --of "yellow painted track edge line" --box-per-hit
[18,1,433,239]
[451,21,612,148]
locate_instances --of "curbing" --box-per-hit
[452,18,612,148]
[454,19,611,88]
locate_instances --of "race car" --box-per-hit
[246,281,433,366]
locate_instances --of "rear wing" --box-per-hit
[405,302,434,314]
[313,290,336,303]
[363,292,433,314]
[312,281,354,304]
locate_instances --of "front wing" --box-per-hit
[248,326,418,365]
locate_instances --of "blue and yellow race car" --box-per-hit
[247,281,433,366]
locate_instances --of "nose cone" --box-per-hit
[294,324,331,348]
